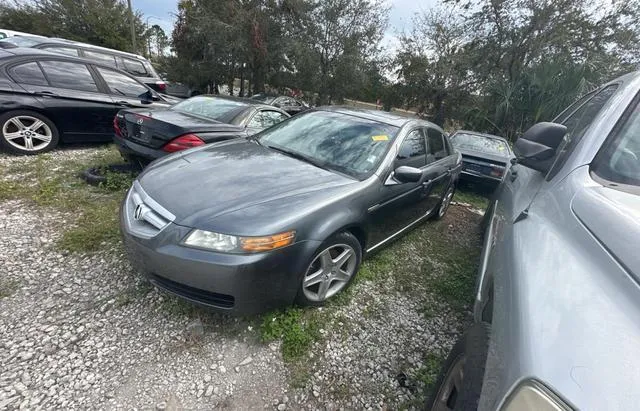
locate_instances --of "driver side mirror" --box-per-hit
[393,166,422,183]
[514,122,567,173]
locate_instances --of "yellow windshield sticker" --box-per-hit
[372,135,389,141]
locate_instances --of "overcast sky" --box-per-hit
[134,0,439,51]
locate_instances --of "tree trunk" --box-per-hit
[239,66,245,97]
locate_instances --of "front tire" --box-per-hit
[425,322,491,411]
[295,231,362,306]
[0,110,59,155]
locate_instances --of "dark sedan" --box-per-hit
[0,48,171,154]
[114,95,290,164]
[250,93,310,115]
[120,107,462,314]
[449,130,514,185]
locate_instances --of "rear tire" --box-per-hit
[425,322,491,411]
[433,184,455,220]
[0,110,59,155]
[295,231,362,306]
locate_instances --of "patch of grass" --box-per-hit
[99,169,136,192]
[260,308,320,361]
[414,352,446,390]
[453,188,490,210]
[0,279,17,299]
[0,179,22,201]
[57,198,122,252]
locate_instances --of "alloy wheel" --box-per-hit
[432,354,465,411]
[2,116,53,152]
[438,186,454,218]
[302,243,357,302]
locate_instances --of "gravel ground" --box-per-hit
[0,147,481,410]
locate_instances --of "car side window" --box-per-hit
[396,129,427,168]
[547,84,619,180]
[117,57,148,76]
[96,67,148,98]
[426,128,448,163]
[248,110,289,129]
[39,60,99,92]
[42,46,80,57]
[9,62,48,86]
[83,50,117,66]
[592,95,640,190]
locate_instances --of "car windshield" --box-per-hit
[257,111,399,179]
[0,36,43,47]
[171,96,248,122]
[451,133,510,156]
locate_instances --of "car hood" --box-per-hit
[138,139,355,228]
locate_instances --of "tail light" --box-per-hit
[490,165,505,178]
[113,115,122,137]
[163,134,205,153]
[155,81,167,92]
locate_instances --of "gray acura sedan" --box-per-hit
[427,72,640,410]
[121,107,461,314]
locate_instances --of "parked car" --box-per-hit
[0,48,171,154]
[449,130,514,186]
[0,29,46,40]
[120,107,462,314]
[250,93,310,115]
[426,72,640,410]
[113,95,290,165]
[0,35,170,94]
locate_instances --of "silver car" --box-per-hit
[427,71,640,410]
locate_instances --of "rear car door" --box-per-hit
[14,59,115,141]
[368,128,433,248]
[245,109,289,135]
[424,127,454,206]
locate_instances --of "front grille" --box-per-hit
[124,181,175,238]
[149,274,235,309]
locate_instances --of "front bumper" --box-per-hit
[119,192,320,314]
[114,134,165,163]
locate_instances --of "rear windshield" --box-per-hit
[171,96,249,122]
[451,133,510,156]
[0,36,43,47]
[251,94,276,104]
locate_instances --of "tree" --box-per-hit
[145,24,168,59]
[0,0,146,53]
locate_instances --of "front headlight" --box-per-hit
[502,380,573,411]
[183,229,295,253]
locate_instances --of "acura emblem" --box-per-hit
[134,204,144,220]
[136,118,144,125]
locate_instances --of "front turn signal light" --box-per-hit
[240,231,296,252]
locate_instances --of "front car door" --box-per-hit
[19,58,115,141]
[367,128,436,249]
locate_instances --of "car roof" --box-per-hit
[451,129,507,142]
[318,106,433,128]
[1,35,148,60]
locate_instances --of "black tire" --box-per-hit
[295,231,362,306]
[433,183,456,220]
[0,110,59,155]
[81,164,141,186]
[425,322,491,411]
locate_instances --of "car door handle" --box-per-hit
[116,101,133,107]
[422,180,432,186]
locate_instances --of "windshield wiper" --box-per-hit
[265,145,331,171]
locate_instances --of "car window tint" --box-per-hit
[427,128,448,163]
[10,62,48,86]
[83,50,116,66]
[547,84,619,180]
[397,129,427,168]
[248,110,288,129]
[117,57,147,76]
[592,97,640,188]
[43,46,79,57]
[96,67,148,98]
[39,60,98,92]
